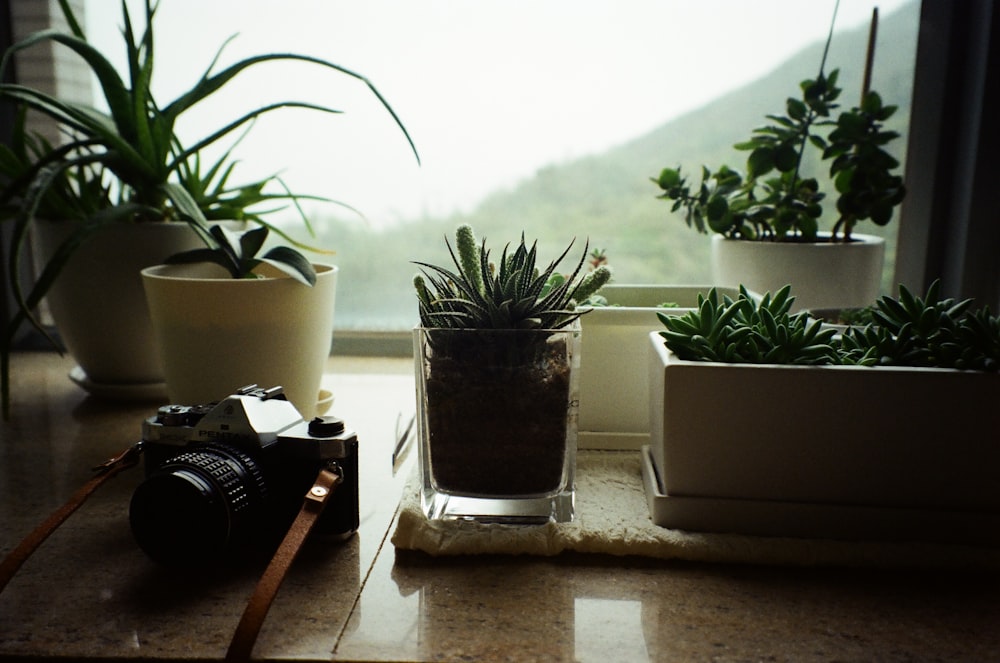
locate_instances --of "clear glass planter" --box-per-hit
[413,324,580,524]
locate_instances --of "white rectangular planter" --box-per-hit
[577,285,742,450]
[645,332,1000,543]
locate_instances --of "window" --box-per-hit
[75,0,919,336]
[11,2,997,348]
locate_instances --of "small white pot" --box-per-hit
[577,284,743,450]
[142,262,338,418]
[711,233,885,312]
[32,220,205,385]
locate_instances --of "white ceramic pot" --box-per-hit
[644,332,1000,542]
[710,233,885,312]
[141,262,338,418]
[32,220,205,386]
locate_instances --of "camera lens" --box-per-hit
[129,443,267,566]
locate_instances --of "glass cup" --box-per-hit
[413,324,580,524]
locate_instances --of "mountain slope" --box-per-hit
[317,1,919,328]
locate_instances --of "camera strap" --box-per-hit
[0,445,342,663]
[0,442,144,596]
[225,465,343,663]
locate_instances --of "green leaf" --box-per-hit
[747,147,774,178]
[260,246,317,286]
[705,195,729,223]
[657,167,681,189]
[773,144,799,172]
[239,225,269,260]
[834,167,854,194]
[787,98,807,121]
[163,52,419,166]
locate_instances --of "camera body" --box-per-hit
[130,385,359,566]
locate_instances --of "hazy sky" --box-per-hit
[84,0,913,226]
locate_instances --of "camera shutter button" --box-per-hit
[309,416,345,437]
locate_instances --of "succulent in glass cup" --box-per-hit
[411,224,610,523]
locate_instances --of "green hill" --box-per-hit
[311,1,919,330]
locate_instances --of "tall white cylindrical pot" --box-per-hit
[32,220,204,386]
[711,233,885,312]
[142,262,338,418]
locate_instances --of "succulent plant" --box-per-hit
[165,224,316,286]
[658,285,839,365]
[660,280,1000,372]
[413,225,611,366]
[413,224,611,331]
[840,281,1000,371]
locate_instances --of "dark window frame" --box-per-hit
[896,0,999,306]
[2,0,998,346]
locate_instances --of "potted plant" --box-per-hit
[141,218,336,419]
[651,8,905,312]
[0,0,418,415]
[411,224,610,523]
[643,283,1000,543]
[576,281,746,450]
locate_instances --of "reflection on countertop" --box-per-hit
[2,351,999,662]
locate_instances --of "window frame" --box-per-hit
[895,0,1000,306]
[2,0,997,357]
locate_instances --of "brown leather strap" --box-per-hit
[0,442,143,595]
[225,466,343,663]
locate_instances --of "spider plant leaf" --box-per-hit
[163,53,419,165]
[55,0,85,37]
[162,182,213,242]
[0,31,133,135]
[121,0,158,165]
[167,102,343,175]
[0,86,156,181]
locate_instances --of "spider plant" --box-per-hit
[0,0,419,415]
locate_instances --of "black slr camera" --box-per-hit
[129,385,359,566]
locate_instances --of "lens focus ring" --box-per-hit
[164,445,266,517]
[129,442,269,566]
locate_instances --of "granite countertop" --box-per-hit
[2,351,999,662]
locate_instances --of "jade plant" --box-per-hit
[652,7,904,242]
[658,282,1000,372]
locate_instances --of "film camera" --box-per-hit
[129,385,359,566]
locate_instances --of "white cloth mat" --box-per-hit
[391,451,1000,568]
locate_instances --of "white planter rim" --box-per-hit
[141,262,337,282]
[711,231,886,247]
[413,319,581,334]
[577,284,743,315]
[656,341,996,377]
